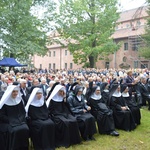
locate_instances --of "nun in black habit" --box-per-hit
[46,84,81,148]
[0,85,29,150]
[109,83,136,131]
[121,84,141,125]
[87,82,119,136]
[66,82,78,98]
[25,87,55,150]
[67,85,97,141]
[100,82,110,106]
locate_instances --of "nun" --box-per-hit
[100,82,110,106]
[109,83,136,131]
[121,84,141,125]
[67,85,97,141]
[0,85,29,150]
[46,84,81,148]
[87,82,119,136]
[25,87,55,150]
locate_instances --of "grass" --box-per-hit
[56,107,150,150]
[29,107,150,150]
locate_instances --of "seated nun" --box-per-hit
[100,82,110,106]
[0,85,29,150]
[109,83,136,131]
[87,82,119,136]
[46,84,81,148]
[67,85,97,141]
[121,84,141,125]
[25,87,55,150]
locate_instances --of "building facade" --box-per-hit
[33,6,150,70]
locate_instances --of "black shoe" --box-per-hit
[89,135,96,141]
[110,131,119,136]
[83,136,89,141]
[65,145,70,148]
[125,130,130,132]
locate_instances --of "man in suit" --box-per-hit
[125,71,137,97]
[19,79,29,105]
[139,76,150,110]
[40,78,49,99]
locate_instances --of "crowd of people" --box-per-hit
[0,67,150,150]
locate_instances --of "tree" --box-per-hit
[139,0,150,59]
[0,0,56,63]
[53,0,120,68]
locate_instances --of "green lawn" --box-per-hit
[57,107,150,150]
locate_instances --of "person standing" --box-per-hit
[40,78,49,99]
[125,70,142,107]
[19,79,29,105]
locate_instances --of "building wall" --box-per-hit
[33,47,82,70]
[33,7,150,70]
[95,7,150,69]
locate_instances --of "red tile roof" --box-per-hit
[117,6,148,23]
[112,25,145,39]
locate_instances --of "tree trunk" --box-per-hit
[10,53,14,58]
[88,55,95,68]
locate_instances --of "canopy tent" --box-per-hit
[0,57,27,67]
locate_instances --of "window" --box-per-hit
[131,38,141,51]
[53,63,55,70]
[123,56,127,62]
[124,43,128,50]
[65,50,67,56]
[126,24,130,28]
[49,51,51,57]
[40,64,42,69]
[134,61,138,68]
[141,64,148,69]
[70,63,73,69]
[49,63,51,69]
[53,51,55,57]
[65,63,67,69]
[137,20,141,26]
[105,62,109,69]
[132,43,138,51]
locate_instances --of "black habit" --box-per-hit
[28,103,55,150]
[48,99,81,148]
[89,97,115,134]
[67,86,97,140]
[122,96,141,125]
[0,101,29,150]
[110,96,136,131]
